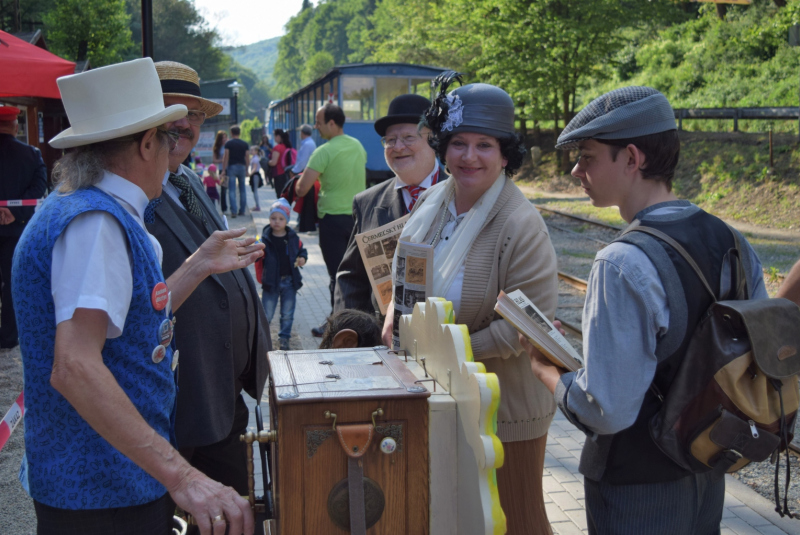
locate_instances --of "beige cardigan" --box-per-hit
[418,178,559,442]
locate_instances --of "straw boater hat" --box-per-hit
[154,61,224,118]
[49,58,187,149]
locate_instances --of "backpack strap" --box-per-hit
[621,221,717,302]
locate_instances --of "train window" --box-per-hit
[331,77,339,106]
[376,77,408,118]
[342,76,375,121]
[411,78,434,100]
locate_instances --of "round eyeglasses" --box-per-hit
[186,110,206,126]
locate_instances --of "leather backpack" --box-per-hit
[624,225,800,518]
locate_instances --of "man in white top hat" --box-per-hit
[12,58,262,535]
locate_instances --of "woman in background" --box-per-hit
[212,130,229,213]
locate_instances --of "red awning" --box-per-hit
[0,30,76,99]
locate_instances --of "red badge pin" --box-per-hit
[151,282,169,311]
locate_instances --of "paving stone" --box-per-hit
[550,491,582,512]
[723,517,766,535]
[556,436,582,452]
[550,521,584,535]
[548,465,578,484]
[548,444,572,459]
[756,526,788,535]
[561,480,585,500]
[730,505,773,527]
[565,508,589,530]
[545,502,569,523]
[542,475,565,494]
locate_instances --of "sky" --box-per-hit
[193,0,319,47]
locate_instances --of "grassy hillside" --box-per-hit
[224,36,280,87]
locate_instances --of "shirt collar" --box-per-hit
[394,164,439,190]
[162,166,184,186]
[95,170,150,223]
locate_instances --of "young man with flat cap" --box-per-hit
[150,61,271,497]
[522,86,767,534]
[13,57,263,535]
[0,106,47,350]
[334,94,440,316]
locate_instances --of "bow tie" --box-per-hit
[169,172,204,221]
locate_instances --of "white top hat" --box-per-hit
[49,58,188,149]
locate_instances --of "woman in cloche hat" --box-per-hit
[385,73,558,534]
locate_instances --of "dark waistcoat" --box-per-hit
[580,204,740,484]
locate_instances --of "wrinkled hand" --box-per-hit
[0,207,15,225]
[168,466,253,535]
[193,228,265,276]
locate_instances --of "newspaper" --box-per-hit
[495,289,583,372]
[392,239,434,348]
[355,214,410,315]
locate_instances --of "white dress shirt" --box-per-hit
[51,171,162,338]
[394,165,439,213]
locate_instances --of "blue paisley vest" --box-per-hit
[12,187,176,509]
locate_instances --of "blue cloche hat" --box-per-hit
[425,72,516,140]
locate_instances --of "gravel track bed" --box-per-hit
[0,347,36,534]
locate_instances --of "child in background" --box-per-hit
[256,199,307,350]
[249,146,263,212]
[203,164,220,208]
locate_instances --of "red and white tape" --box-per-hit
[0,391,24,453]
[0,199,42,207]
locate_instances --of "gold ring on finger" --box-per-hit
[212,514,224,523]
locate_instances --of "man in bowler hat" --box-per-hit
[334,94,440,316]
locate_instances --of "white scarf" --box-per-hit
[397,173,507,297]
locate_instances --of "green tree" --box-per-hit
[125,0,228,79]
[302,51,335,85]
[273,0,377,97]
[43,0,133,66]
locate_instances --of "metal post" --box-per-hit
[232,94,238,124]
[769,128,774,169]
[141,0,153,58]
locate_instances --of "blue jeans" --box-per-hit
[261,276,297,340]
[226,164,247,215]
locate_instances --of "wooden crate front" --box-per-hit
[274,398,429,534]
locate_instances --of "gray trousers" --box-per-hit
[585,472,724,535]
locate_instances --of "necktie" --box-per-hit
[144,198,163,224]
[169,172,204,221]
[406,185,424,212]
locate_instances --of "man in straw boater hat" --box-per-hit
[522,87,767,534]
[334,93,440,317]
[12,57,263,535]
[149,61,271,498]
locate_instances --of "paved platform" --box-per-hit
[235,182,799,534]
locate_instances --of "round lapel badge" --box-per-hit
[158,319,174,347]
[151,282,169,311]
[152,345,166,364]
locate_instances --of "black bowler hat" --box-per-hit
[374,94,431,137]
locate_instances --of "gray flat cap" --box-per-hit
[442,83,516,139]
[556,86,676,149]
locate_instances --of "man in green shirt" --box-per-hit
[296,103,367,335]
